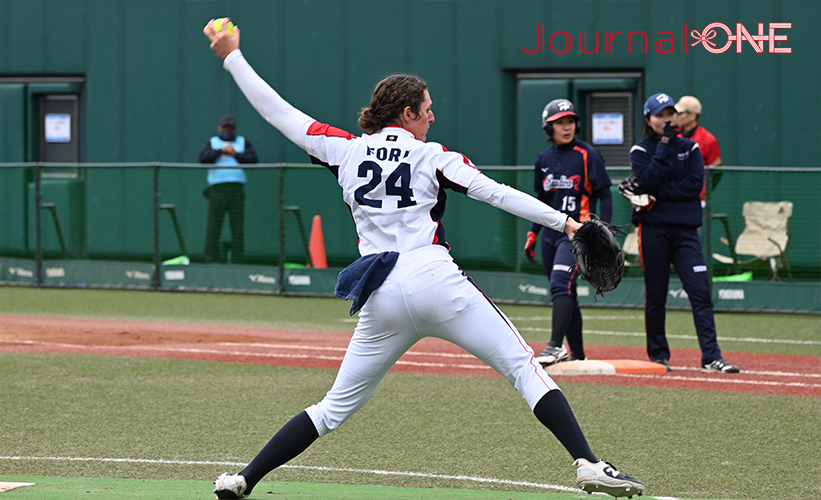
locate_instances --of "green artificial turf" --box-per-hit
[1,353,819,499]
[0,475,748,500]
[0,286,353,332]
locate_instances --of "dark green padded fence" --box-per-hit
[0,163,818,313]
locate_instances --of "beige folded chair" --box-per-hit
[712,201,793,280]
[622,227,640,267]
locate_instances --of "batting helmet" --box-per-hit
[542,99,580,139]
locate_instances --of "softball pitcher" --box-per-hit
[203,19,643,499]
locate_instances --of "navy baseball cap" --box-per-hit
[643,93,676,116]
[218,115,236,127]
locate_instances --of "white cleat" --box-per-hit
[574,458,644,498]
[214,472,249,499]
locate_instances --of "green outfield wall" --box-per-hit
[0,0,817,167]
[1,1,819,311]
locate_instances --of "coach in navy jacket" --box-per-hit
[627,92,740,374]
[629,128,703,227]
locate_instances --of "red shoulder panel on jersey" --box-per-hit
[439,144,479,170]
[307,121,355,140]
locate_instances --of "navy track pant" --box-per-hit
[637,223,722,366]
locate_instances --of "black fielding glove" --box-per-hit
[570,219,625,296]
[660,122,678,144]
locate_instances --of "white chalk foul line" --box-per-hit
[519,327,821,346]
[669,365,820,379]
[4,341,819,381]
[140,346,492,371]
[616,372,821,389]
[0,341,494,371]
[215,343,478,360]
[0,456,579,493]
[586,329,821,346]
[202,344,820,379]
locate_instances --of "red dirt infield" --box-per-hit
[1,314,818,397]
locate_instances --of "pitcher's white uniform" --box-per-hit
[224,49,569,436]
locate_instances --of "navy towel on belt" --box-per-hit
[334,251,400,316]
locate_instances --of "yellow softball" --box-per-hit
[213,18,235,36]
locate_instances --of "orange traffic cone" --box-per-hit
[308,215,328,268]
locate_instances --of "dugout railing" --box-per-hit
[0,163,819,314]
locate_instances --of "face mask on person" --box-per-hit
[218,129,236,142]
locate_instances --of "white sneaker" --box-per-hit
[535,344,569,366]
[574,458,644,498]
[214,473,248,499]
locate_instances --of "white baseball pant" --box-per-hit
[306,245,560,437]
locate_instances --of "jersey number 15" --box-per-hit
[561,196,576,212]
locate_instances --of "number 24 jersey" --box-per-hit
[304,123,482,256]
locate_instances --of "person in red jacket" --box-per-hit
[675,96,721,167]
[675,95,722,212]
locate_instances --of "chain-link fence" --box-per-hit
[1,163,819,309]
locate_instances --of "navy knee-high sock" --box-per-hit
[533,389,596,462]
[566,305,584,359]
[549,295,574,347]
[240,411,319,492]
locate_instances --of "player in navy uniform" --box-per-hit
[525,99,612,366]
[627,93,739,374]
[203,19,644,500]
